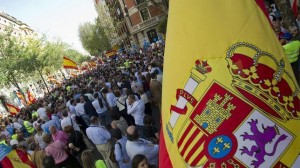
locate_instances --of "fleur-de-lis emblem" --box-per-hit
[264,79,280,93]
[243,66,258,79]
[283,96,294,108]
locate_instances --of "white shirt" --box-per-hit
[37,107,47,119]
[61,115,80,132]
[126,139,159,166]
[116,96,127,111]
[106,93,117,108]
[35,132,47,149]
[127,100,145,126]
[92,99,107,114]
[85,93,94,101]
[86,125,111,145]
[69,105,76,114]
[13,122,23,130]
[66,100,71,108]
[75,103,85,116]
[140,93,149,104]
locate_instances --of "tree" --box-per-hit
[0,27,30,104]
[79,20,110,55]
[95,3,119,46]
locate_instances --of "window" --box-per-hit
[140,8,150,21]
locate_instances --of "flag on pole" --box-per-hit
[27,89,36,105]
[63,56,78,69]
[6,103,20,115]
[160,1,300,168]
[16,92,26,106]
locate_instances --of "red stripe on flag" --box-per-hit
[63,65,78,70]
[190,147,207,167]
[184,134,207,163]
[177,123,194,147]
[159,128,173,168]
[180,128,200,157]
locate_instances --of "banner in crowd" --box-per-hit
[26,89,36,105]
[16,91,26,106]
[6,103,20,115]
[63,56,78,69]
[1,149,35,168]
[160,0,300,167]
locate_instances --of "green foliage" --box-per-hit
[78,20,111,55]
[0,27,87,87]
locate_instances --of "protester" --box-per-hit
[126,126,159,166]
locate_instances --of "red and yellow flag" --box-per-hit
[27,89,36,105]
[16,92,26,106]
[105,50,116,57]
[6,103,20,115]
[1,149,35,168]
[160,1,300,168]
[63,56,78,69]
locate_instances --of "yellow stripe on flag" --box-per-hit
[63,56,78,69]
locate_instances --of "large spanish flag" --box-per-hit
[63,56,78,69]
[160,1,300,168]
[1,149,35,168]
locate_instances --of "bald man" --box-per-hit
[125,126,158,166]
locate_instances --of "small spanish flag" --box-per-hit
[6,103,20,115]
[27,89,36,105]
[105,50,116,57]
[63,56,78,69]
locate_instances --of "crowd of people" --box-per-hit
[267,2,300,84]
[0,44,164,168]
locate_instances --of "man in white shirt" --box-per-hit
[86,117,117,168]
[126,126,158,166]
[75,98,90,126]
[37,103,47,119]
[101,88,117,111]
[127,94,145,138]
[61,111,80,132]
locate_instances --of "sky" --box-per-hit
[0,0,98,54]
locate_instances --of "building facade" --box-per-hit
[122,0,168,47]
[96,0,168,50]
[0,11,34,37]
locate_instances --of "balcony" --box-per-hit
[131,15,165,33]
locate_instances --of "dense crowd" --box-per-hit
[0,44,165,168]
[267,3,300,84]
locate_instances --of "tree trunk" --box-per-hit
[37,69,50,93]
[60,69,66,79]
[10,74,28,105]
[274,0,297,29]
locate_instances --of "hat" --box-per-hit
[10,139,18,146]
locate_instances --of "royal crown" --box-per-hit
[226,42,300,121]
